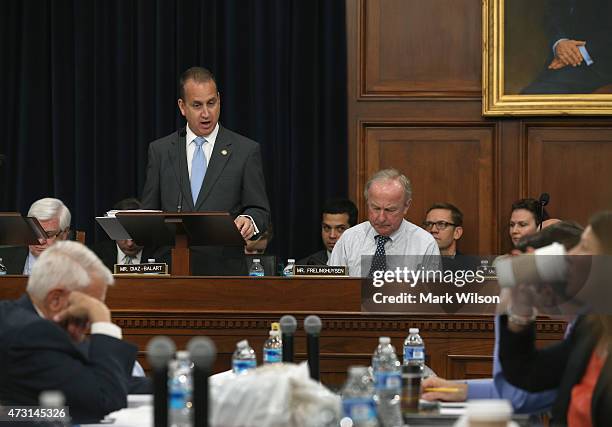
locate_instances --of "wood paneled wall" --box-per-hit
[347,0,612,255]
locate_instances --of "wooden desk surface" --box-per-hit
[0,275,566,386]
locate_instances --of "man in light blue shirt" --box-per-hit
[422,315,558,414]
[328,168,439,277]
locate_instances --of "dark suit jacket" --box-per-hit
[141,126,271,275]
[500,315,612,426]
[92,239,170,272]
[0,246,27,274]
[0,295,137,422]
[298,249,329,266]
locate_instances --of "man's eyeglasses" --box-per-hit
[44,229,64,239]
[422,221,456,231]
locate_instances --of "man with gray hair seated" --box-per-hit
[0,241,138,422]
[0,197,71,274]
[329,168,440,277]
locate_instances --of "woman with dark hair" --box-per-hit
[509,198,550,247]
[499,211,612,426]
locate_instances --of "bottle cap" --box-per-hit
[287,259,295,263]
[348,365,368,376]
[148,258,155,263]
[379,336,391,344]
[176,350,190,360]
[39,390,65,407]
[271,322,280,331]
[253,258,260,263]
[237,339,249,349]
[409,328,419,334]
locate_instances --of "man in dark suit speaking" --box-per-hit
[141,67,270,275]
[0,241,137,423]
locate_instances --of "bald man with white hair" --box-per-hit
[0,241,139,422]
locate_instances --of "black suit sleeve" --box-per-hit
[498,314,572,392]
[141,142,161,210]
[9,322,136,421]
[584,8,612,64]
[240,143,270,233]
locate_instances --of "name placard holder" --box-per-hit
[114,263,169,275]
[293,265,347,277]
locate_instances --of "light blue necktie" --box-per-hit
[191,136,207,204]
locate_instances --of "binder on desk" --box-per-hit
[0,212,47,245]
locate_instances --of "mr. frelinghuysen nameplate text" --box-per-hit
[294,265,347,276]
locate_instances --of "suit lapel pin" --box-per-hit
[221,149,228,156]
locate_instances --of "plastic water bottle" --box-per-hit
[232,339,257,373]
[282,258,296,277]
[263,328,282,364]
[168,351,193,427]
[372,337,402,427]
[0,258,7,275]
[249,259,265,277]
[341,366,378,427]
[403,328,425,367]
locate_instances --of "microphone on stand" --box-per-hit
[538,193,550,230]
[147,336,176,427]
[280,315,297,363]
[304,315,322,381]
[187,337,216,427]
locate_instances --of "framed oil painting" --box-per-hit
[483,0,612,116]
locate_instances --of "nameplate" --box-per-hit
[477,259,497,280]
[114,263,168,275]
[294,265,347,276]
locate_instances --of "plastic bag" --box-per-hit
[210,362,340,427]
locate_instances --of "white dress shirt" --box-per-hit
[23,252,37,275]
[328,219,441,277]
[116,246,143,265]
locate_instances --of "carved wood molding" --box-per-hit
[113,314,565,335]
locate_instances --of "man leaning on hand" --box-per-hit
[0,241,139,423]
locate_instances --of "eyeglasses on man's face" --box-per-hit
[44,229,64,239]
[422,220,456,231]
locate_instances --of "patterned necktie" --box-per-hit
[368,235,390,277]
[123,255,134,265]
[191,136,207,204]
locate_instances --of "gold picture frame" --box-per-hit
[482,0,612,116]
